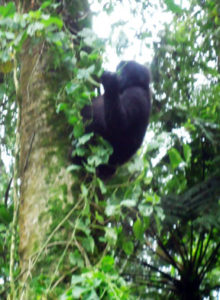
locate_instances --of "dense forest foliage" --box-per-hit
[0,0,219,299]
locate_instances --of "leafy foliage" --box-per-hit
[61,256,131,300]
[0,0,219,299]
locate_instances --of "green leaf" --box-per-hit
[72,286,87,298]
[66,164,82,172]
[69,251,84,268]
[138,204,153,217]
[73,147,86,157]
[105,204,120,217]
[0,224,6,232]
[68,114,78,125]
[71,275,84,285]
[95,211,104,223]
[46,32,64,46]
[77,133,93,145]
[183,143,191,165]
[40,1,52,10]
[133,218,144,240]
[56,102,68,113]
[81,236,95,253]
[27,22,44,36]
[86,291,99,300]
[164,0,183,14]
[87,75,100,87]
[145,193,160,204]
[0,205,13,224]
[75,219,90,236]
[97,178,107,194]
[0,50,11,63]
[120,199,136,207]
[105,227,117,246]
[87,154,102,167]
[13,31,28,51]
[77,65,95,80]
[73,123,84,138]
[123,241,134,255]
[65,82,79,94]
[81,183,88,198]
[5,31,15,39]
[143,216,150,230]
[41,16,63,29]
[168,148,184,169]
[101,256,115,273]
[0,2,16,17]
[29,10,41,20]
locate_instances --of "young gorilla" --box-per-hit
[81,60,151,178]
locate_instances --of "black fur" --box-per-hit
[81,60,151,177]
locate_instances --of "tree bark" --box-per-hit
[12,1,92,298]
[18,40,74,297]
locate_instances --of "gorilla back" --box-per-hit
[81,60,151,177]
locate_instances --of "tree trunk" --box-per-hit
[18,40,74,297]
[15,2,91,298]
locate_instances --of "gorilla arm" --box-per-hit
[101,71,127,133]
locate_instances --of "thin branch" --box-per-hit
[145,239,174,266]
[151,227,181,272]
[171,229,187,264]
[33,199,83,266]
[199,243,220,282]
[190,222,193,262]
[196,228,213,274]
[192,231,204,266]
[4,177,12,207]
[141,260,177,284]
[123,274,175,290]
[9,69,21,299]
[51,266,78,291]
[13,51,19,96]
[20,199,83,297]
[176,225,189,260]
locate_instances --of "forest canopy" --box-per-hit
[0,0,219,299]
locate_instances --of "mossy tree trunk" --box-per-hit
[15,1,91,298]
[19,40,71,275]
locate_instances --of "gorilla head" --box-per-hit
[116,60,150,92]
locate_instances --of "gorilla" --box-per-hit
[80,60,151,178]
